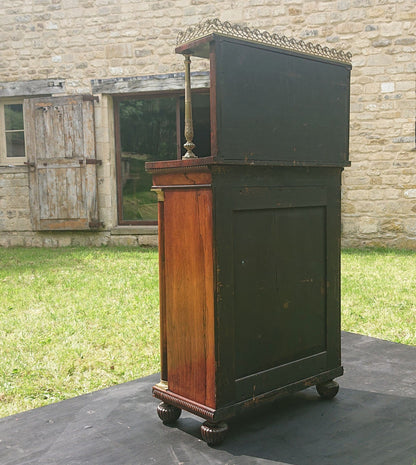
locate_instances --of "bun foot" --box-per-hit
[316,380,339,399]
[157,402,182,424]
[200,421,228,446]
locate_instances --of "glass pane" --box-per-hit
[6,131,25,157]
[5,104,24,131]
[179,93,211,158]
[119,97,177,221]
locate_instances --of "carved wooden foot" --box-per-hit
[316,380,339,399]
[157,402,182,424]
[200,421,228,446]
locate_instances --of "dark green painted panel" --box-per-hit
[212,167,342,406]
[214,38,350,165]
[233,203,327,379]
[235,352,328,401]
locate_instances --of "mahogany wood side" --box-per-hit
[158,173,216,409]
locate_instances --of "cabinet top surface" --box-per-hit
[145,157,350,174]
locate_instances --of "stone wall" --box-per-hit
[0,166,32,246]
[0,0,415,248]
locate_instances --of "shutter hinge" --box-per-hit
[80,158,102,165]
[83,95,99,103]
[89,221,104,229]
[24,161,36,167]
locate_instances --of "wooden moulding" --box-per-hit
[153,366,343,423]
[145,156,215,173]
[152,170,212,188]
[145,157,351,172]
[153,387,217,422]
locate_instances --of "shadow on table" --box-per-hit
[173,386,416,465]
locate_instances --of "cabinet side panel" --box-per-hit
[164,188,216,408]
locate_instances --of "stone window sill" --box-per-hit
[110,225,158,235]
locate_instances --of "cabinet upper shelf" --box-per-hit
[147,19,352,171]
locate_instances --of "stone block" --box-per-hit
[347,190,369,201]
[372,39,391,48]
[341,201,355,213]
[404,190,416,199]
[307,12,328,25]
[402,219,416,235]
[9,235,25,246]
[139,235,158,247]
[110,235,138,246]
[358,217,378,234]
[105,43,133,59]
[380,219,403,233]
[395,37,416,46]
[366,54,393,66]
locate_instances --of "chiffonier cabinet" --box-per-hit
[146,19,351,445]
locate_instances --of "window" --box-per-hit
[115,91,210,224]
[0,100,26,162]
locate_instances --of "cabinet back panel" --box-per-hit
[233,202,327,379]
[215,39,350,165]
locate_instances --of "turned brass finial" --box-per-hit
[182,54,197,159]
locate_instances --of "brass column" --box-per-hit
[182,54,197,159]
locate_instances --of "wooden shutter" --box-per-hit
[24,95,100,230]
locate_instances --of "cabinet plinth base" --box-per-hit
[153,366,343,426]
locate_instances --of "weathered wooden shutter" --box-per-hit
[24,95,101,230]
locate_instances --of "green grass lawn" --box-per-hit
[0,247,159,418]
[0,246,415,418]
[342,248,416,346]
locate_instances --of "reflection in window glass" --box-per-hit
[119,98,177,221]
[6,132,25,157]
[4,104,25,157]
[117,93,210,223]
[5,104,24,130]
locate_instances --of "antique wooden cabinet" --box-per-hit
[146,19,352,445]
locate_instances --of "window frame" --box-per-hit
[114,88,210,226]
[0,98,27,164]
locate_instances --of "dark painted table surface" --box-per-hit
[1,332,415,465]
